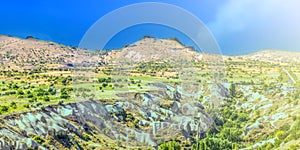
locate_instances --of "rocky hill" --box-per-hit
[0,35,101,70]
[104,37,203,63]
[0,82,223,149]
[237,50,300,63]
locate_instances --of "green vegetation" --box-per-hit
[158,93,249,149]
[33,135,45,144]
[1,37,300,149]
[136,61,173,76]
[0,70,75,114]
[158,141,181,150]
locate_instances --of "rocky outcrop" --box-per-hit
[0,83,220,149]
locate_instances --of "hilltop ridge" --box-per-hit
[1,35,300,65]
[104,37,203,63]
[0,35,99,70]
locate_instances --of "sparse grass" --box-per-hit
[0,37,300,149]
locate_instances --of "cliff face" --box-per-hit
[0,82,222,149]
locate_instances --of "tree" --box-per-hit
[229,83,236,98]
[220,127,242,142]
[43,96,50,102]
[275,130,285,140]
[62,76,72,86]
[10,102,17,109]
[0,105,9,112]
[17,89,25,95]
[158,141,181,150]
[12,83,19,90]
[192,137,233,150]
[35,88,47,96]
[48,86,56,95]
[60,88,70,99]
[25,35,35,39]
[58,100,64,105]
[102,83,108,88]
[33,135,44,144]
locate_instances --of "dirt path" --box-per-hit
[282,68,296,84]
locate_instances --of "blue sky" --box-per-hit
[1,0,300,55]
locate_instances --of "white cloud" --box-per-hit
[208,0,300,52]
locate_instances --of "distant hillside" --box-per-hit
[236,50,300,63]
[0,35,100,70]
[104,37,203,63]
[1,35,300,70]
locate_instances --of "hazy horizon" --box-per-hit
[1,33,300,57]
[1,0,300,55]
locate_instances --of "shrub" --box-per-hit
[158,141,181,150]
[220,127,242,142]
[27,93,34,98]
[10,102,17,109]
[12,84,19,89]
[17,89,25,95]
[0,105,9,112]
[98,77,111,83]
[33,135,44,144]
[23,104,30,108]
[275,130,286,140]
[36,102,42,107]
[43,96,50,102]
[35,88,47,96]
[60,88,70,99]
[102,83,108,88]
[61,76,72,85]
[58,100,64,105]
[237,113,249,122]
[17,95,24,99]
[4,91,16,95]
[48,86,56,95]
[57,131,67,139]
[60,94,69,99]
[192,137,234,150]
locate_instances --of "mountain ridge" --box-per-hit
[1,34,300,69]
[1,34,300,56]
